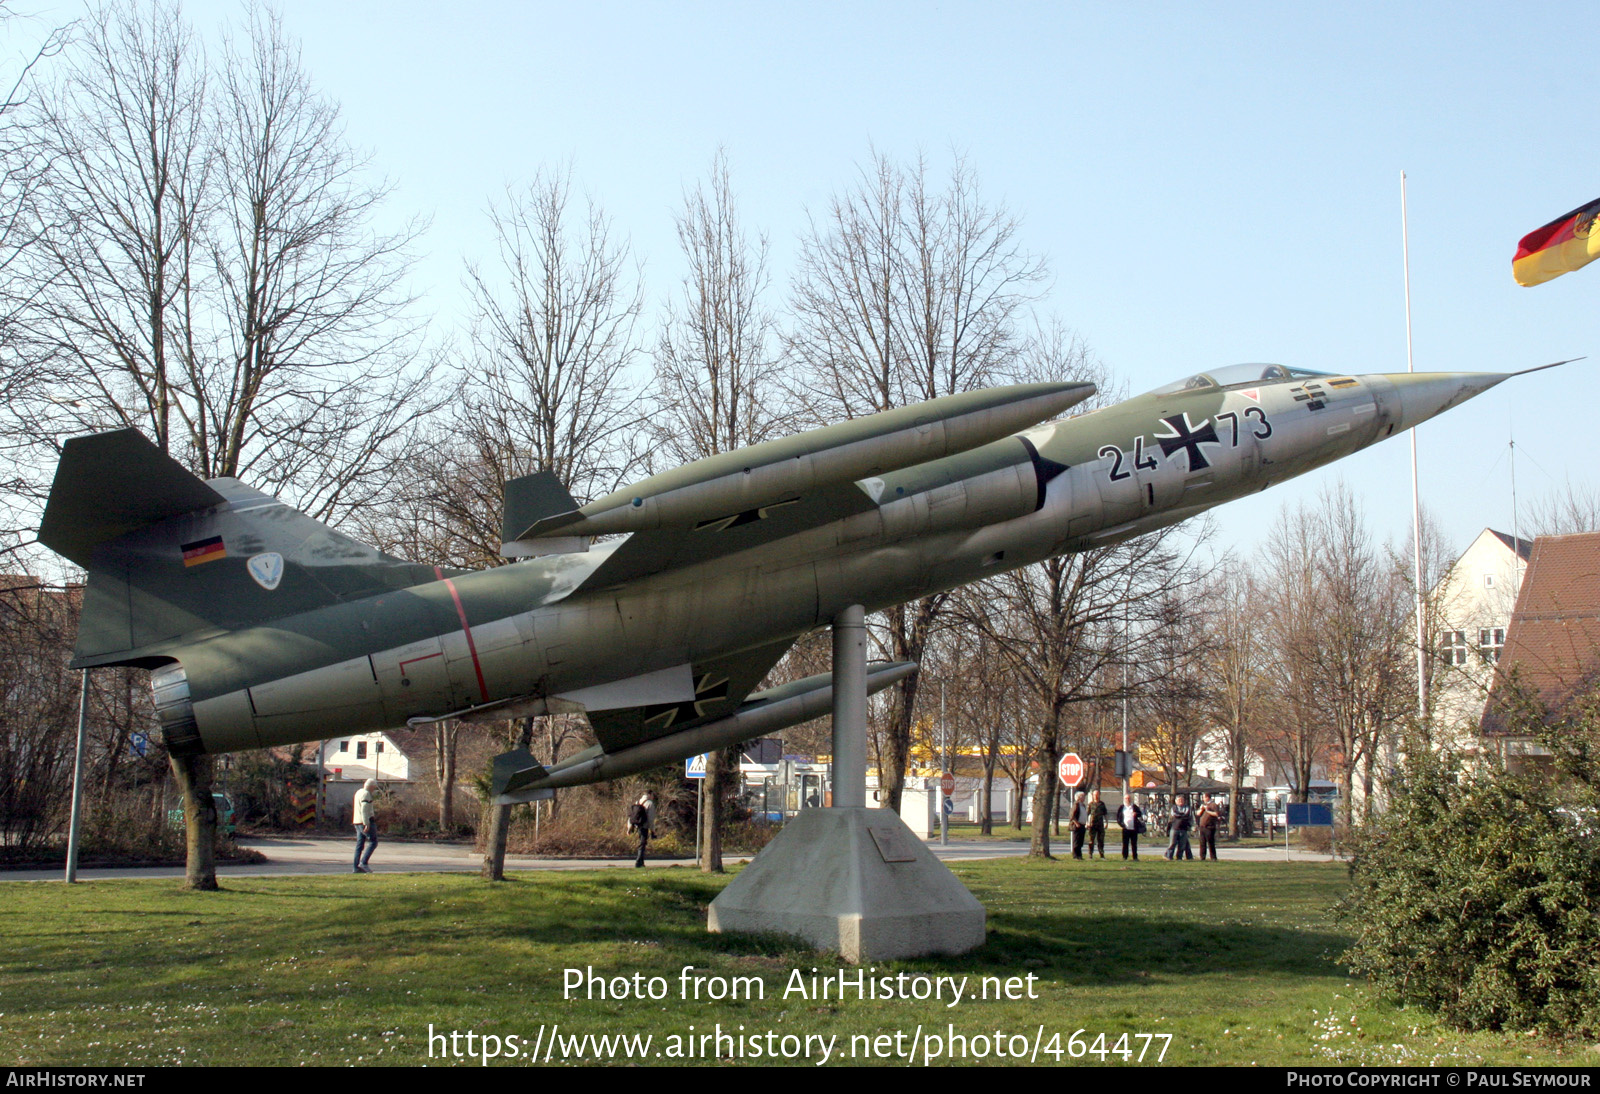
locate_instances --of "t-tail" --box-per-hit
[38,429,441,671]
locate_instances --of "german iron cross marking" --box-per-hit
[1155,413,1221,471]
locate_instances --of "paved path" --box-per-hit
[1,832,1339,882]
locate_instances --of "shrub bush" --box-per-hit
[1335,749,1600,1038]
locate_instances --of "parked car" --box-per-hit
[1554,805,1597,837]
[167,792,236,837]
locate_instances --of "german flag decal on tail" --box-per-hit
[181,535,226,567]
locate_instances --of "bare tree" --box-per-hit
[1141,590,1211,794]
[203,5,432,523]
[978,528,1201,858]
[1256,503,1331,804]
[454,167,646,879]
[1199,562,1263,836]
[464,168,646,508]
[1305,486,1411,822]
[651,150,780,872]
[787,149,1046,812]
[1398,510,1460,746]
[12,2,433,888]
[652,148,784,464]
[1526,478,1600,537]
[0,6,70,557]
[16,1,217,887]
[1255,486,1411,822]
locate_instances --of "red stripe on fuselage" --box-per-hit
[441,575,489,704]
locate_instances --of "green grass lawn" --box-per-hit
[0,859,1593,1067]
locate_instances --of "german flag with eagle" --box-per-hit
[1513,195,1600,287]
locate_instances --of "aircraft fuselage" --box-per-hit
[151,365,1502,758]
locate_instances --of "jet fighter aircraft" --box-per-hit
[37,363,1553,800]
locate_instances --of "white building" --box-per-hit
[315,731,412,783]
[1192,732,1269,788]
[1428,528,1531,750]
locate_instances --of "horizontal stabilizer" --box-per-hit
[492,748,548,798]
[39,430,226,567]
[501,471,580,544]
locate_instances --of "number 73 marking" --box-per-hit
[1098,408,1270,483]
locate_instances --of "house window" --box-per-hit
[1478,627,1506,664]
[1483,573,1495,588]
[376,741,385,753]
[338,740,348,752]
[357,741,368,760]
[1438,631,1468,666]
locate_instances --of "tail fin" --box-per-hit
[39,429,440,668]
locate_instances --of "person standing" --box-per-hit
[352,778,378,873]
[627,791,657,868]
[1068,790,1090,860]
[1165,793,1194,861]
[1117,795,1145,860]
[1197,793,1222,861]
[1087,790,1109,859]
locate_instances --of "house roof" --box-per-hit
[1482,531,1600,733]
[1488,529,1535,561]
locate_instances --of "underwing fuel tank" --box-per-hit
[490,661,917,802]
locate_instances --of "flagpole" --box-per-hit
[1402,172,1428,732]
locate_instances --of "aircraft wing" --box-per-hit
[585,636,799,752]
[575,480,878,590]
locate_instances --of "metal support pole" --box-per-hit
[1402,171,1428,734]
[65,669,90,884]
[831,604,866,809]
[939,680,949,845]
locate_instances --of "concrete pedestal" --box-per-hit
[707,806,986,962]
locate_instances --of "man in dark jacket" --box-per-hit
[1068,791,1090,860]
[627,792,656,868]
[1196,793,1222,860]
[1165,794,1194,860]
[1117,795,1145,860]
[1087,790,1109,859]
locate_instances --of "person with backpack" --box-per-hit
[627,792,657,867]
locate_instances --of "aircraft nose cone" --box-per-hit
[1382,372,1509,433]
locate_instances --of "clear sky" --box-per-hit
[32,1,1600,561]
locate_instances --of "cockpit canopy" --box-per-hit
[1143,363,1332,396]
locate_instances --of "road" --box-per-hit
[0,831,1340,881]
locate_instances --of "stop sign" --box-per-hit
[940,772,955,795]
[1057,752,1085,788]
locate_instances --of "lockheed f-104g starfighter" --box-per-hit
[37,363,1555,797]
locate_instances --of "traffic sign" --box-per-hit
[685,753,708,779]
[940,772,955,795]
[1057,752,1085,788]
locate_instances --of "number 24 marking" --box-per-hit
[1101,408,1270,483]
